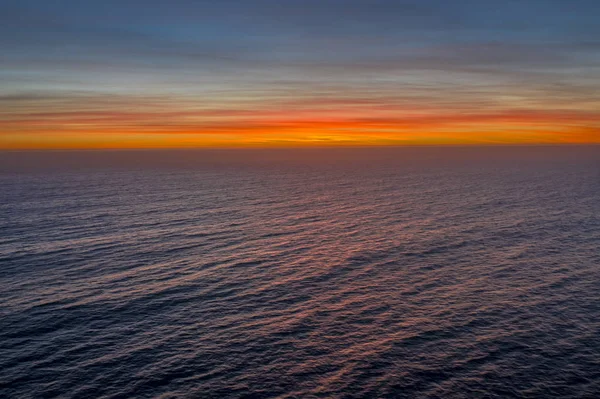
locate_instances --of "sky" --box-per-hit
[1,0,599,149]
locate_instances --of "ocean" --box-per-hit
[1,146,599,398]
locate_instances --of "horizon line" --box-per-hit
[2,142,599,153]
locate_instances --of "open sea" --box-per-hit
[1,146,599,398]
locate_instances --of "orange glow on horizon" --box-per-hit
[2,107,599,149]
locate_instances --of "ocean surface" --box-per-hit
[1,147,599,398]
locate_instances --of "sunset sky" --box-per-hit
[1,0,599,149]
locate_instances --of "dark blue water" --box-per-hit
[1,147,599,398]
